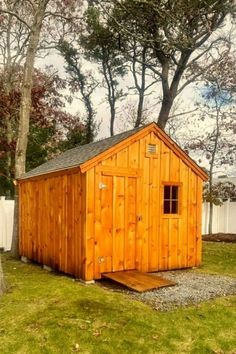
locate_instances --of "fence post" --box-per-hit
[0,196,14,251]
[0,197,7,250]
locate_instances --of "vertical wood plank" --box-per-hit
[159,142,170,270]
[155,138,162,271]
[101,154,117,167]
[66,174,73,274]
[80,173,87,279]
[140,136,149,272]
[150,131,161,271]
[54,176,61,270]
[148,155,159,271]
[113,176,125,271]
[19,184,23,256]
[100,174,113,273]
[168,218,179,269]
[85,168,95,280]
[161,218,169,270]
[128,141,139,168]
[169,152,180,269]
[93,168,102,279]
[73,173,80,277]
[38,180,44,264]
[124,177,136,270]
[179,161,189,268]
[48,178,54,267]
[116,147,128,168]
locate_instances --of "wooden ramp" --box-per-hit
[102,270,176,292]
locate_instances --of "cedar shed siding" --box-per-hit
[19,123,207,281]
[83,129,204,280]
[19,169,86,279]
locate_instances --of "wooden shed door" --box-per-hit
[97,173,137,274]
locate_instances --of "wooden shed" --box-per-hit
[19,122,208,281]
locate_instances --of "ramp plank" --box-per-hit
[102,270,176,292]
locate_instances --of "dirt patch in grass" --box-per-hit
[202,233,236,243]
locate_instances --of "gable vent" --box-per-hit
[147,144,157,154]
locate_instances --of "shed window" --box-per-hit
[163,185,179,214]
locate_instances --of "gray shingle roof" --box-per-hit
[21,125,145,179]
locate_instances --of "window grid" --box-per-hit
[164,185,179,214]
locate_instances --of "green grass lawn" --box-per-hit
[0,242,235,354]
[199,241,236,278]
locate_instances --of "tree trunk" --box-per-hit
[134,47,147,128]
[157,51,192,130]
[102,55,117,137]
[0,255,7,295]
[4,15,13,192]
[84,95,95,143]
[110,103,115,136]
[5,118,13,197]
[157,95,174,130]
[6,119,12,175]
[11,1,48,257]
[208,169,214,234]
[208,97,220,234]
[4,66,14,197]
[135,90,145,127]
[208,162,213,234]
[208,200,213,234]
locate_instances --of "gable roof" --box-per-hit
[20,125,144,180]
[20,122,208,181]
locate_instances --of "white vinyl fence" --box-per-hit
[0,197,14,251]
[202,200,236,234]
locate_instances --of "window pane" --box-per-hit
[172,201,178,214]
[164,201,171,214]
[164,186,170,199]
[172,186,178,200]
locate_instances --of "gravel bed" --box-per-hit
[98,270,236,311]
